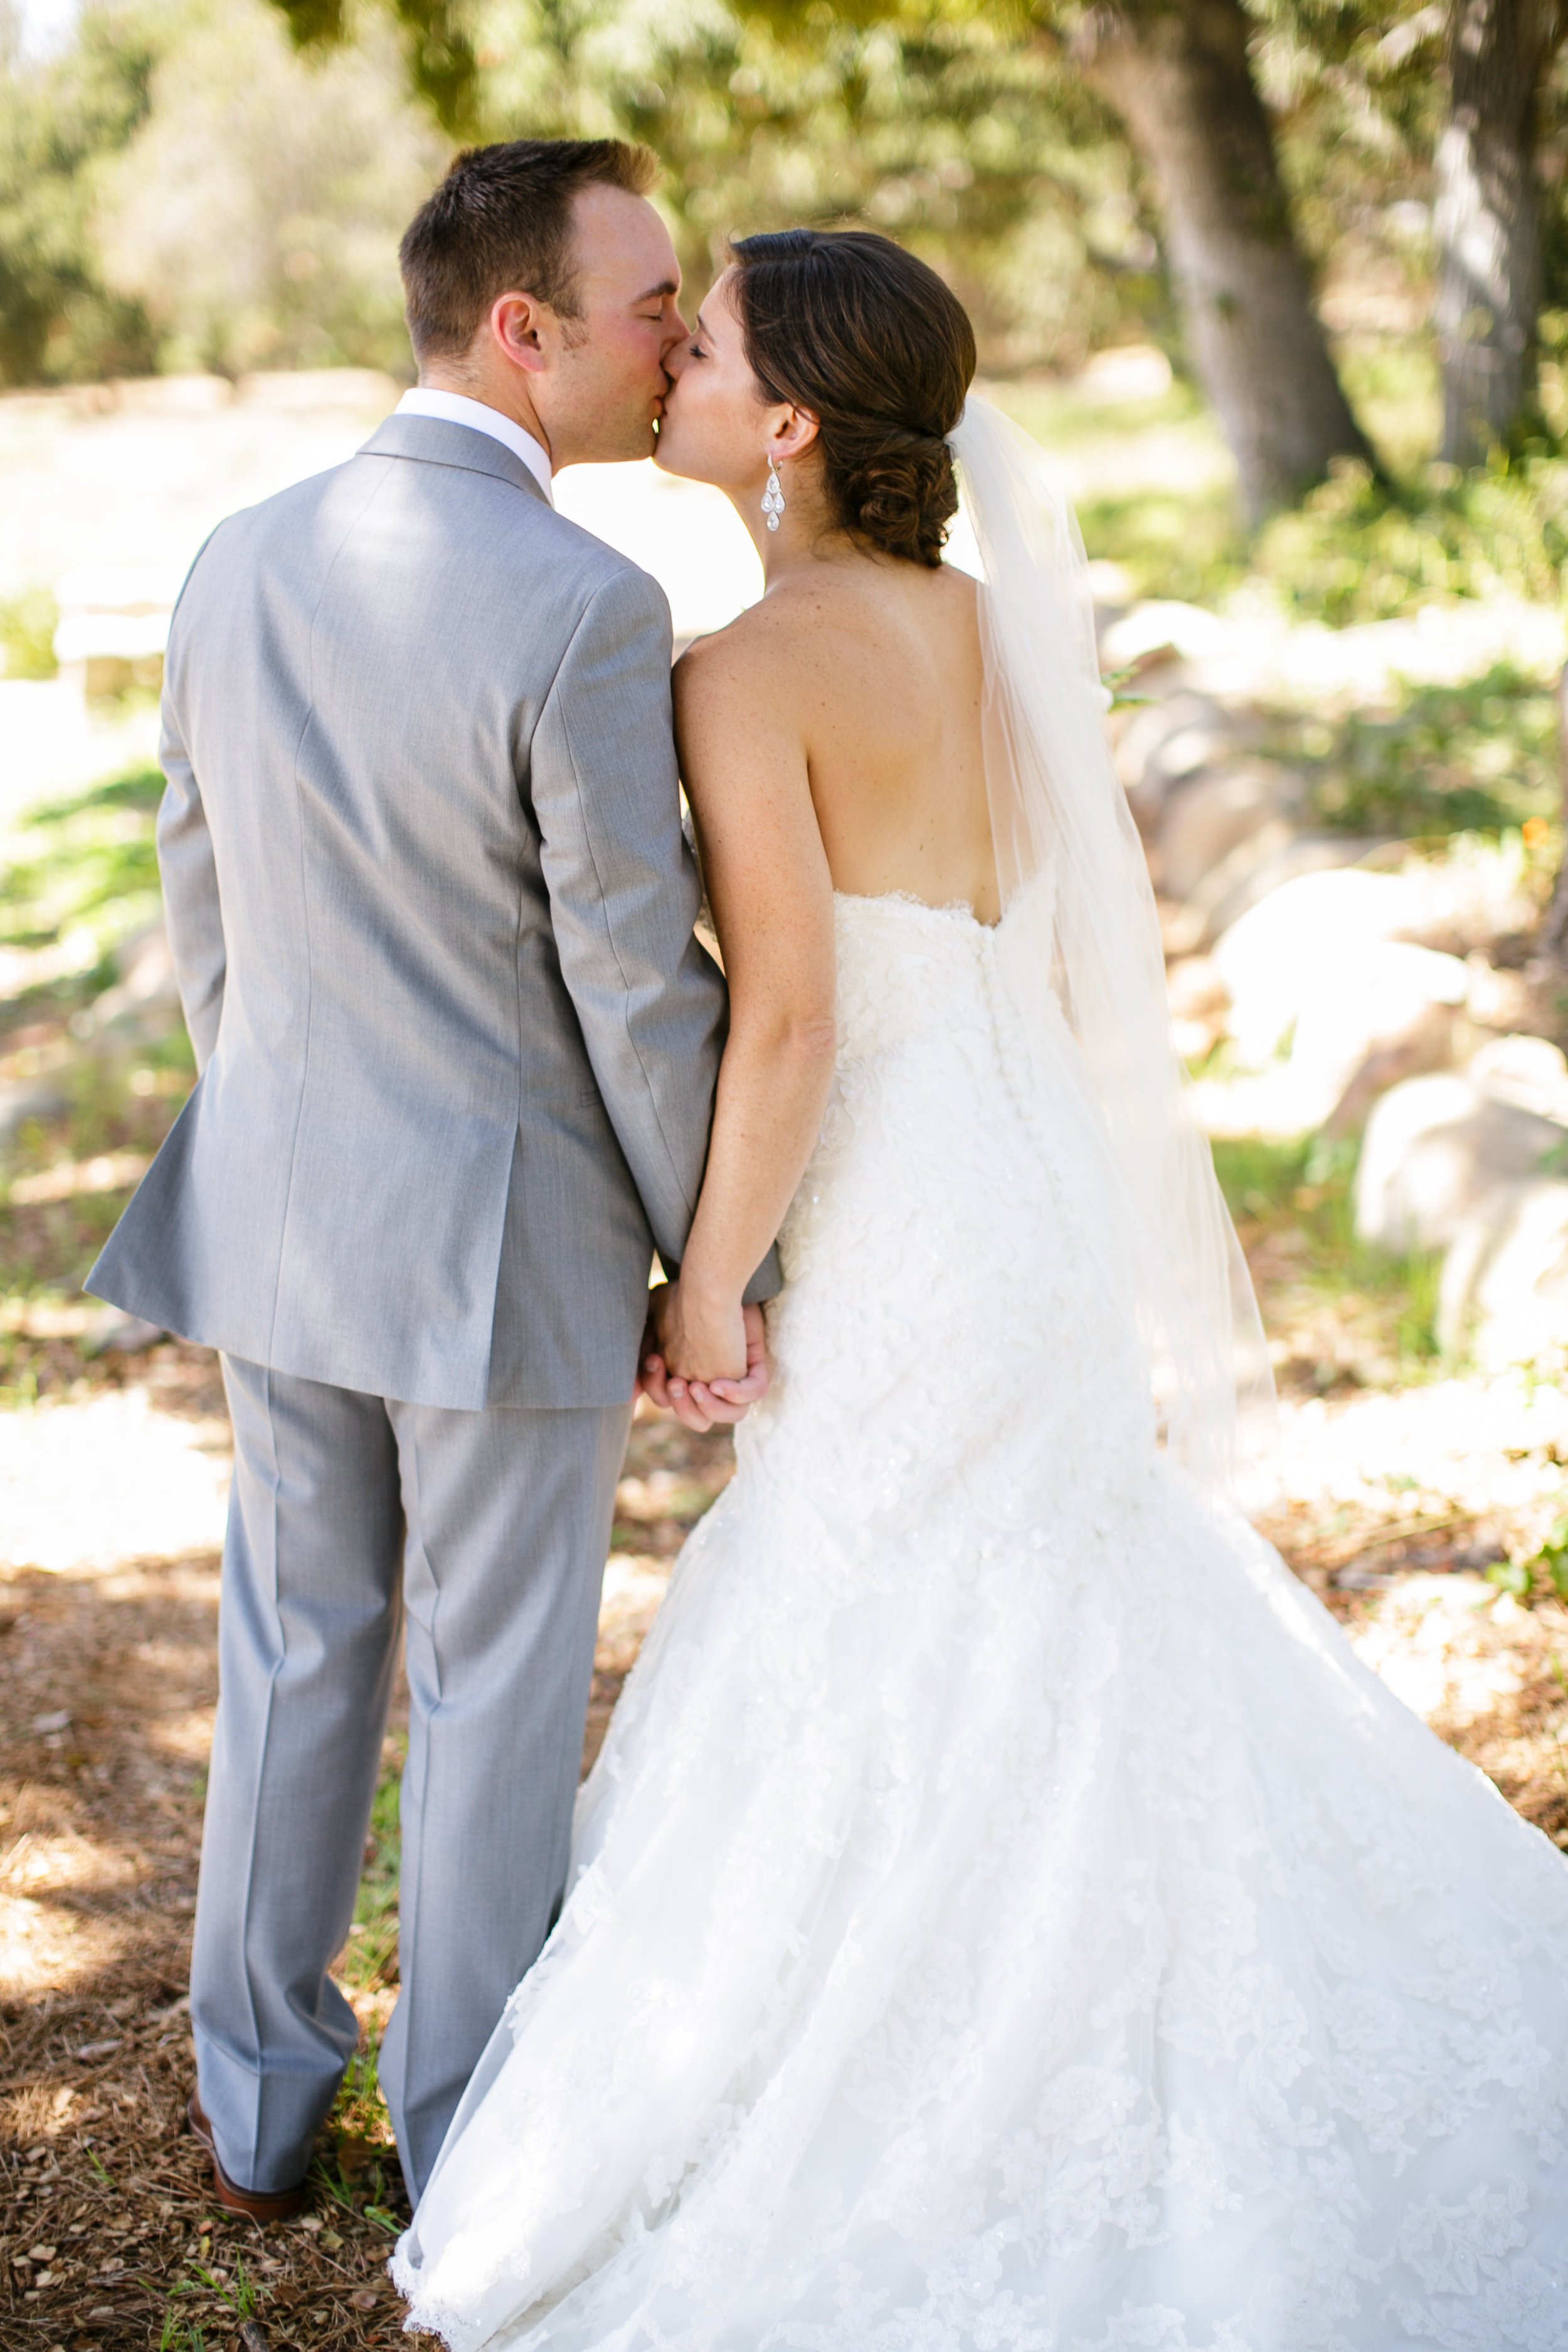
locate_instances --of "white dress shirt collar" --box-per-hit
[395,388,554,506]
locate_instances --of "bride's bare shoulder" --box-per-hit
[675,562,976,721]
[671,586,822,750]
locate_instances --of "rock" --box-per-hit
[1212,866,1431,1063]
[53,566,181,702]
[78,921,182,1041]
[0,1078,70,1145]
[1168,832,1397,959]
[82,1306,166,1358]
[1156,759,1305,902]
[1165,953,1232,1062]
[1466,1034,1568,1122]
[1112,692,1236,828]
[1213,866,1438,1067]
[1290,939,1470,1095]
[1101,601,1232,672]
[1354,1064,1568,1254]
[1439,1177,1568,1368]
[1323,1000,1468,1138]
[1166,955,1231,1022]
[1189,938,1470,1137]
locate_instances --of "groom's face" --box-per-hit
[533,186,687,467]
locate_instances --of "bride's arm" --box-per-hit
[656,620,838,1387]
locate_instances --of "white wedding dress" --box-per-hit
[395,881,1568,2352]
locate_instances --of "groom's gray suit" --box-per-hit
[89,410,773,2201]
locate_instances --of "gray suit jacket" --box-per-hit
[89,413,776,1409]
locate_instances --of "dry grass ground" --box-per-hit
[0,1342,726,2352]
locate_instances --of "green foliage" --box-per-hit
[181,2256,261,2319]
[1520,1513,1568,1601]
[1076,479,1248,606]
[988,371,1250,600]
[342,1731,405,1989]
[1,763,163,988]
[1266,664,1563,840]
[1254,452,1568,625]
[97,0,445,378]
[0,585,58,678]
[465,0,1163,371]
[1211,1130,1444,1378]
[0,1,161,385]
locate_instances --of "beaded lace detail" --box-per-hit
[395,891,1568,2352]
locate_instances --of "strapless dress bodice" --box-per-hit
[830,880,1059,1075]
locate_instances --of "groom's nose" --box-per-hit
[660,304,690,366]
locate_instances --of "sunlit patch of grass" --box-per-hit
[159,2308,208,2352]
[1,1043,194,1338]
[1076,485,1249,607]
[1335,336,1443,478]
[342,1731,404,1994]
[1254,448,1568,625]
[0,586,60,680]
[987,373,1248,606]
[1212,1131,1446,1388]
[1,763,164,1002]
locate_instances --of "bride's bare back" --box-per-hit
[675,553,997,927]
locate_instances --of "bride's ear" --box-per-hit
[770,405,820,465]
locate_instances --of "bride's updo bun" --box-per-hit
[729,228,976,569]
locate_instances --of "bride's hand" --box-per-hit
[640,1288,770,1432]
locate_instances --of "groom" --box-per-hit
[88,137,776,2213]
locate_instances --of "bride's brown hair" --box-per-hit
[728,228,976,569]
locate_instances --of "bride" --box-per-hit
[394,230,1568,2349]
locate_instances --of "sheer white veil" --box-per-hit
[950,395,1272,1496]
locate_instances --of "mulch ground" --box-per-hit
[0,1328,733,2352]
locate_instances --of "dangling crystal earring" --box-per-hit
[761,460,786,532]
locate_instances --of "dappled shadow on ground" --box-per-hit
[0,1398,736,2351]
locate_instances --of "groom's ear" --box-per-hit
[489,291,554,377]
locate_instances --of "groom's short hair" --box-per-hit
[400,139,659,360]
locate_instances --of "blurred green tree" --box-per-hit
[0,1,161,384]
[96,0,445,377]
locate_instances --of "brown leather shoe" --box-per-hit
[187,2092,310,2223]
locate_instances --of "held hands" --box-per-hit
[638,1283,770,1433]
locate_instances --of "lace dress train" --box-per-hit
[393,891,1568,2352]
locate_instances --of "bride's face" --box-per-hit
[655,267,809,498]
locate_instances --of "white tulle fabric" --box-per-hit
[951,398,1270,1496]
[395,888,1568,2352]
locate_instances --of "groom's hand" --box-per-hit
[639,1289,770,1433]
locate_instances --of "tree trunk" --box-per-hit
[1077,0,1373,523]
[1435,0,1554,464]
[1540,665,1568,959]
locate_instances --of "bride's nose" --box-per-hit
[660,309,691,370]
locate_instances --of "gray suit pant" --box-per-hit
[192,1355,631,2203]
